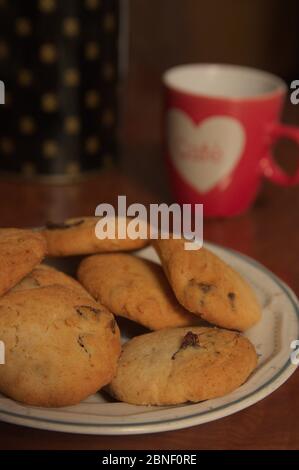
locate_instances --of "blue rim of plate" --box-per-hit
[0,243,298,431]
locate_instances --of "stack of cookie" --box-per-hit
[0,218,261,408]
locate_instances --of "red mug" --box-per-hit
[163,64,299,217]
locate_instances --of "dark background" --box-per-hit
[0,0,299,194]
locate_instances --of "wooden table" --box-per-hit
[0,165,298,450]
[0,95,299,448]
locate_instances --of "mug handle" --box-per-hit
[260,123,299,186]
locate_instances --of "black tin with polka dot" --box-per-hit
[0,0,121,181]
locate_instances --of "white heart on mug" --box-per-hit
[167,109,246,193]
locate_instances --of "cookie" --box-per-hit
[0,228,47,296]
[77,253,199,330]
[152,238,261,331]
[0,285,121,407]
[12,264,92,298]
[41,216,149,257]
[107,327,257,405]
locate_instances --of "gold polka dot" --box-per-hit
[39,43,57,63]
[43,140,58,159]
[64,69,80,86]
[0,138,14,155]
[85,0,100,10]
[41,93,58,112]
[101,109,115,127]
[38,0,56,12]
[103,13,115,33]
[66,161,80,175]
[22,162,36,176]
[15,18,32,36]
[85,42,100,60]
[102,63,115,81]
[0,41,9,59]
[85,136,100,154]
[18,69,33,87]
[19,116,36,135]
[85,90,101,109]
[64,116,80,135]
[63,17,80,37]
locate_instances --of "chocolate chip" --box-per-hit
[77,335,89,355]
[228,292,236,309]
[75,305,102,318]
[198,283,214,294]
[181,331,200,348]
[172,331,200,360]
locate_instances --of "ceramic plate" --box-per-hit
[0,242,298,435]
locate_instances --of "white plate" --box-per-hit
[0,242,298,435]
